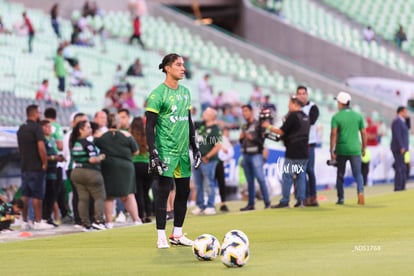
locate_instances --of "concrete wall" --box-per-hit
[156,0,237,6]
[9,0,237,17]
[239,0,414,83]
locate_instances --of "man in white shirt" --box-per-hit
[198,74,214,112]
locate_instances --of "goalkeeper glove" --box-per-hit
[193,148,202,169]
[148,149,168,176]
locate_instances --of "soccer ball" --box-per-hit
[220,240,250,268]
[222,229,249,247]
[192,234,221,261]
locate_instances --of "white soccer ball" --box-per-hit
[222,229,249,247]
[192,234,221,261]
[220,240,250,268]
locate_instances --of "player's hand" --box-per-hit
[193,149,202,169]
[148,149,168,176]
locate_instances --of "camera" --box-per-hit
[326,160,338,167]
[259,109,281,142]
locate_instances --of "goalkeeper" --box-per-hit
[145,53,201,249]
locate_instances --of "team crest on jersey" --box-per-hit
[171,105,177,113]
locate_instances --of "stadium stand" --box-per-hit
[0,0,402,149]
[250,0,414,77]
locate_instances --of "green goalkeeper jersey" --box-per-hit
[146,83,192,178]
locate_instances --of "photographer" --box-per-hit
[262,95,310,208]
[239,104,271,211]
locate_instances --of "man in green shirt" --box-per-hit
[330,92,366,205]
[146,53,201,249]
[54,47,66,93]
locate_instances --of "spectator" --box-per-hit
[263,95,310,208]
[50,3,61,38]
[126,58,144,77]
[395,25,407,49]
[216,126,234,212]
[93,110,108,133]
[45,107,70,222]
[198,74,214,112]
[214,91,224,110]
[391,106,409,191]
[61,90,75,107]
[22,12,35,53]
[17,105,53,230]
[218,104,239,129]
[296,85,319,207]
[120,89,139,115]
[94,113,142,228]
[62,112,89,227]
[60,41,79,68]
[114,64,125,85]
[376,119,386,143]
[35,79,52,103]
[71,25,93,47]
[362,25,376,42]
[192,107,222,216]
[69,120,106,231]
[183,56,192,79]
[104,86,121,112]
[82,1,92,17]
[365,117,379,146]
[0,199,23,232]
[130,116,153,223]
[129,15,145,49]
[330,92,366,205]
[117,108,131,131]
[40,119,65,227]
[262,95,277,116]
[70,63,93,88]
[250,84,264,109]
[54,47,66,93]
[239,104,271,211]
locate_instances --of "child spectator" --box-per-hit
[0,198,24,232]
[70,63,93,88]
[36,79,52,103]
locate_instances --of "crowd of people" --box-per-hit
[1,0,411,250]
[0,1,149,115]
[1,51,409,251]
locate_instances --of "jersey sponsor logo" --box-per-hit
[170,115,188,123]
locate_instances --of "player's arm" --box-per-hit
[188,110,197,151]
[145,111,158,153]
[145,111,168,175]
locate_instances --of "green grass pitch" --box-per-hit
[1,184,414,275]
